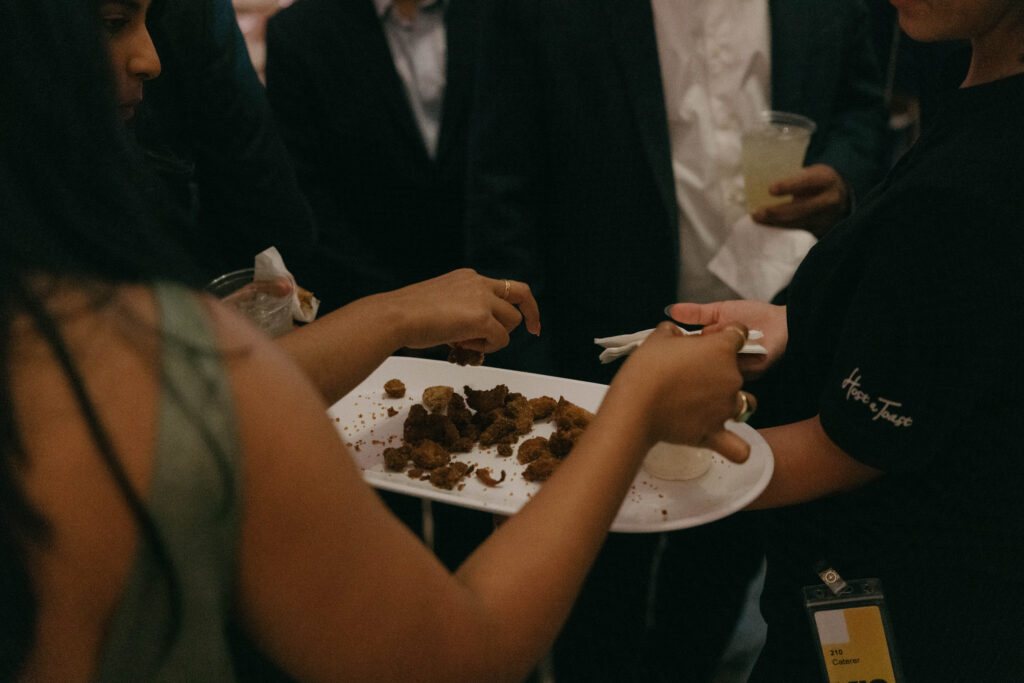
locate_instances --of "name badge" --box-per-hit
[804,572,904,682]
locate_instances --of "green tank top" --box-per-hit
[94,283,242,681]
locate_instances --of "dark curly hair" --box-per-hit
[0,0,202,676]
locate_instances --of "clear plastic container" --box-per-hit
[741,110,817,213]
[206,267,294,338]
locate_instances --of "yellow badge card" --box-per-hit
[815,605,897,683]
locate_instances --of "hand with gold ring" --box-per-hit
[664,299,789,380]
[611,321,751,463]
[363,269,541,356]
[721,325,749,352]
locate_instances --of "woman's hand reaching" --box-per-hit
[665,300,787,380]
[278,269,540,403]
[375,268,541,353]
[603,322,753,464]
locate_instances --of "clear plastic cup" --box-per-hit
[741,110,817,213]
[206,267,294,338]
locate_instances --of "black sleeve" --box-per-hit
[818,188,1022,474]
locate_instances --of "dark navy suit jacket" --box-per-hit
[138,0,317,280]
[466,0,889,383]
[266,0,482,311]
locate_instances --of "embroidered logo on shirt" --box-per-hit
[840,368,914,428]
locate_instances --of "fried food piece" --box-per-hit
[450,436,476,453]
[383,378,406,398]
[410,439,451,469]
[448,346,485,366]
[517,436,552,464]
[383,445,411,471]
[471,408,500,433]
[457,421,482,443]
[496,443,513,458]
[528,396,558,420]
[504,394,535,436]
[429,461,473,489]
[422,385,454,414]
[552,397,594,431]
[476,468,507,487]
[549,426,584,458]
[403,404,460,448]
[479,416,520,447]
[464,384,509,413]
[523,455,560,482]
[447,393,473,431]
[296,285,318,320]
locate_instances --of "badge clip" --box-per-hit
[804,564,904,682]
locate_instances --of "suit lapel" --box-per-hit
[435,0,476,163]
[604,0,677,231]
[341,0,431,161]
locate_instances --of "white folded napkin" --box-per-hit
[594,326,766,364]
[253,246,320,323]
[707,214,817,301]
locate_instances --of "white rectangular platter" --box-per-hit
[328,356,773,533]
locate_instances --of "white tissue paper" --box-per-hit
[253,246,320,323]
[707,214,817,302]
[594,326,766,364]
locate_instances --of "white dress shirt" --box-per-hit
[651,0,771,302]
[375,0,447,158]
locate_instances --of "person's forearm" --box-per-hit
[275,294,407,404]
[451,384,655,679]
[746,416,881,510]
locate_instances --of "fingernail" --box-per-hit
[663,304,675,317]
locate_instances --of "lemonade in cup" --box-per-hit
[741,111,817,214]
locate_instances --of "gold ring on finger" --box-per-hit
[723,326,747,351]
[734,391,755,423]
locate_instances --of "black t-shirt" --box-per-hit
[751,72,1024,681]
